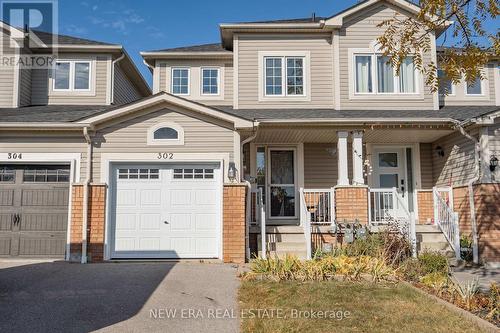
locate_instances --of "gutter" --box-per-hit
[110,53,126,105]
[255,117,456,124]
[81,126,94,264]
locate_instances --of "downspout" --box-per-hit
[240,124,258,261]
[110,53,126,104]
[81,126,93,264]
[452,120,480,264]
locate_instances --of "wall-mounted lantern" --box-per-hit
[228,162,237,182]
[490,155,498,172]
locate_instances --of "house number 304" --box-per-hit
[7,153,22,160]
[157,153,173,160]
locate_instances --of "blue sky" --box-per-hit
[54,0,497,87]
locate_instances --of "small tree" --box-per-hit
[377,0,499,92]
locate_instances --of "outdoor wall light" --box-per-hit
[490,155,498,172]
[436,146,445,157]
[228,162,237,182]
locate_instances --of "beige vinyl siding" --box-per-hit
[419,143,434,189]
[237,33,334,109]
[339,2,434,110]
[0,31,15,107]
[31,54,110,105]
[0,131,88,179]
[304,143,337,188]
[156,59,233,106]
[432,130,478,187]
[92,108,235,181]
[113,63,142,105]
[19,68,32,107]
[440,63,497,106]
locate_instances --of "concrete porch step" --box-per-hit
[258,233,307,243]
[415,224,441,233]
[417,232,448,243]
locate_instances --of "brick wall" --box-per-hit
[223,184,246,263]
[70,184,107,262]
[417,190,434,224]
[335,186,368,224]
[453,184,500,263]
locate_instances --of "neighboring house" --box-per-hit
[0,0,498,265]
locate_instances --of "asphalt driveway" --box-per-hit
[0,260,240,333]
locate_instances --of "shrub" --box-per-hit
[420,272,449,296]
[453,278,479,311]
[486,282,499,321]
[418,252,449,275]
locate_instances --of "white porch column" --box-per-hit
[337,131,350,185]
[352,131,364,185]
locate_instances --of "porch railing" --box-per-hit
[301,189,335,225]
[433,187,460,260]
[369,188,417,257]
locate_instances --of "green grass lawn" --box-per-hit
[239,280,487,333]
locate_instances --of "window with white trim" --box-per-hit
[264,56,304,96]
[201,68,219,95]
[171,68,189,95]
[354,54,417,94]
[118,168,159,180]
[147,122,185,146]
[466,76,483,95]
[53,60,91,91]
[173,168,214,179]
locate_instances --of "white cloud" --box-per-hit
[65,24,88,35]
[87,7,144,35]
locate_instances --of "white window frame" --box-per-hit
[52,60,92,92]
[350,50,422,98]
[171,67,190,96]
[464,74,486,96]
[200,67,220,96]
[258,51,311,102]
[147,121,185,146]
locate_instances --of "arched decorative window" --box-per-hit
[147,122,184,146]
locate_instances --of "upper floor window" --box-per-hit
[438,69,454,95]
[466,76,483,95]
[53,60,91,91]
[201,68,219,95]
[264,56,304,96]
[171,68,189,95]
[354,54,417,94]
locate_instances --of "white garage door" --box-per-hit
[111,163,221,259]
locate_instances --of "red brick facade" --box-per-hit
[417,190,434,224]
[223,184,246,263]
[335,186,369,224]
[70,184,107,262]
[453,184,500,263]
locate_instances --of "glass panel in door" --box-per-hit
[269,150,295,218]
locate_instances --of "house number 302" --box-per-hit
[157,153,173,160]
[7,153,22,160]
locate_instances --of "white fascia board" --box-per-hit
[141,52,232,58]
[257,117,455,124]
[325,0,452,27]
[219,22,324,29]
[0,122,88,129]
[79,93,254,129]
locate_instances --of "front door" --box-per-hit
[372,148,408,217]
[268,149,296,220]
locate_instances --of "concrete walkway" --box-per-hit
[0,260,240,333]
[451,266,500,291]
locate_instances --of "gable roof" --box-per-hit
[146,43,230,53]
[31,30,118,47]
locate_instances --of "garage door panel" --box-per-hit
[20,214,67,232]
[196,238,217,255]
[140,214,161,230]
[116,189,136,206]
[170,190,192,206]
[195,214,217,231]
[139,238,160,251]
[18,236,66,256]
[0,238,11,255]
[0,215,13,231]
[169,213,191,231]
[21,189,69,207]
[195,190,217,205]
[140,189,161,206]
[170,238,192,254]
[115,214,137,231]
[0,190,14,206]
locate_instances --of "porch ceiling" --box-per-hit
[252,125,454,143]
